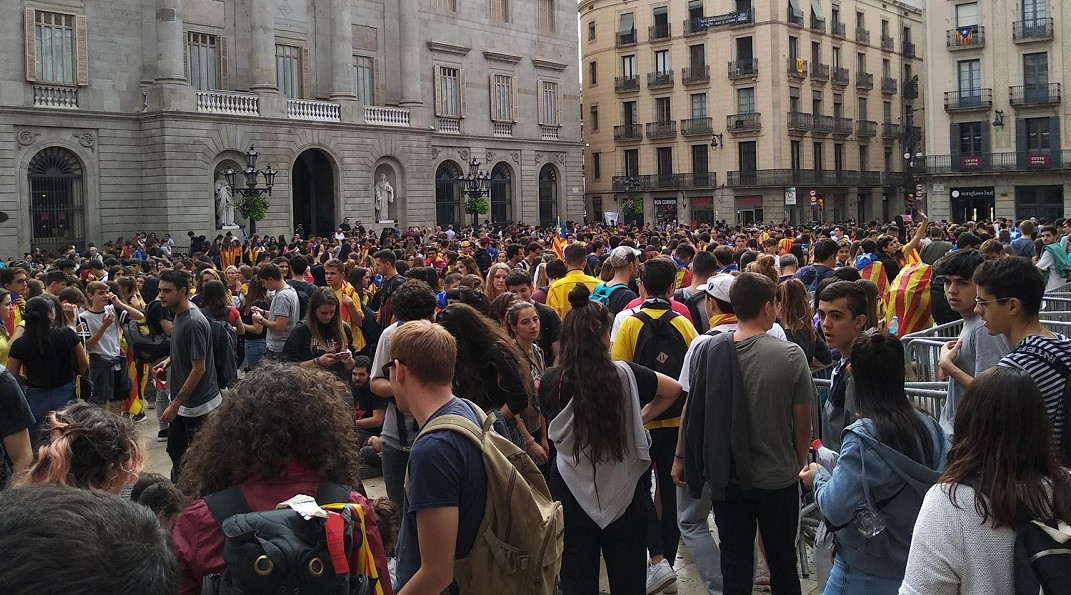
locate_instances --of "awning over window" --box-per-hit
[688,0,703,8]
[618,12,635,35]
[654,6,667,15]
[788,0,804,18]
[811,0,824,20]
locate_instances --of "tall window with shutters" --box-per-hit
[27,10,89,85]
[436,66,463,118]
[276,44,302,99]
[354,55,374,104]
[490,0,510,22]
[491,74,514,122]
[187,32,219,91]
[539,81,560,127]
[537,0,556,33]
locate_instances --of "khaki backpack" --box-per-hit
[406,401,564,595]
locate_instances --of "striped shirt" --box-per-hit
[998,333,1071,444]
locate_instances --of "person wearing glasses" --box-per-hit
[974,257,1071,465]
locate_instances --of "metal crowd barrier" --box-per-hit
[901,321,964,382]
[812,377,949,425]
[1041,296,1071,321]
[1042,319,1071,336]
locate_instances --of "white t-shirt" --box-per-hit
[77,305,125,365]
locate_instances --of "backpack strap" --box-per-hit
[315,481,353,506]
[203,486,253,530]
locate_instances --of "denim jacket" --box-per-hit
[813,413,949,580]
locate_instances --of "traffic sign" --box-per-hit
[915,184,923,192]
[809,190,817,197]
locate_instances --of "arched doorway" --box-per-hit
[538,164,559,227]
[435,161,462,228]
[28,147,85,254]
[490,163,513,223]
[292,149,336,237]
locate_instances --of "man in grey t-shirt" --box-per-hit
[157,270,220,477]
[254,263,300,355]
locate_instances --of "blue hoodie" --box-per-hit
[813,413,949,581]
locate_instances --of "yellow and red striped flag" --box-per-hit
[552,217,567,259]
[884,262,934,338]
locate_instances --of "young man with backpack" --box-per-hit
[590,246,640,315]
[369,250,407,327]
[254,264,300,358]
[155,269,219,478]
[976,257,1071,464]
[794,238,839,291]
[610,257,696,594]
[286,255,316,320]
[674,251,717,333]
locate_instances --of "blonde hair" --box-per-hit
[745,253,779,284]
[389,319,456,386]
[484,263,512,302]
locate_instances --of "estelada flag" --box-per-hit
[956,26,975,46]
[884,262,934,338]
[854,253,888,298]
[552,217,567,259]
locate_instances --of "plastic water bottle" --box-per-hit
[888,315,899,336]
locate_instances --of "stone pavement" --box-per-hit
[139,418,818,595]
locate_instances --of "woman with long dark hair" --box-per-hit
[281,288,355,381]
[7,295,88,444]
[198,280,245,336]
[900,366,1071,594]
[435,303,544,460]
[537,285,680,594]
[777,279,832,368]
[239,271,268,371]
[800,331,948,593]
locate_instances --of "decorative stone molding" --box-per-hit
[535,152,546,163]
[76,132,95,149]
[431,148,439,159]
[556,153,566,165]
[483,50,522,64]
[485,150,494,162]
[510,151,520,163]
[458,148,469,161]
[16,130,35,147]
[427,41,471,56]
[532,58,568,71]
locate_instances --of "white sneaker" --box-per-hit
[645,560,677,595]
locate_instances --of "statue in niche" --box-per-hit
[374,172,395,221]
[215,171,236,228]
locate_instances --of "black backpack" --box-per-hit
[287,280,314,320]
[208,318,238,389]
[674,289,709,334]
[632,309,688,378]
[1014,509,1071,594]
[123,302,171,364]
[201,481,375,595]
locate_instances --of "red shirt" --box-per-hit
[624,296,695,323]
[171,461,393,595]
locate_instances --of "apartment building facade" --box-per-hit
[0,0,582,257]
[921,0,1069,223]
[580,0,923,226]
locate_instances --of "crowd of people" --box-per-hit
[0,212,1069,595]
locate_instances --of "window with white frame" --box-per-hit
[354,55,374,104]
[490,0,509,22]
[691,93,707,118]
[540,81,560,126]
[437,66,462,117]
[276,44,302,99]
[187,32,219,91]
[538,0,556,32]
[492,74,513,122]
[34,11,75,83]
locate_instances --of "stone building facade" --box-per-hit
[579,0,923,227]
[0,0,582,257]
[921,0,1071,223]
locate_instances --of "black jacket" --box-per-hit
[682,332,752,500]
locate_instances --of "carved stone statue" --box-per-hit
[374,172,395,221]
[215,171,236,228]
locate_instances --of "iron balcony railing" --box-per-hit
[679,172,717,188]
[882,122,902,139]
[857,120,877,138]
[727,169,883,187]
[811,63,830,83]
[1013,18,1054,43]
[612,173,720,190]
[646,121,678,139]
[615,75,639,93]
[833,117,853,136]
[832,66,850,86]
[682,65,710,84]
[944,89,993,111]
[922,151,1070,174]
[832,21,846,37]
[727,112,761,132]
[788,111,813,132]
[881,76,898,94]
[811,15,826,32]
[617,31,637,46]
[881,34,895,51]
[813,114,834,134]
[613,124,642,141]
[903,40,916,57]
[856,28,870,44]
[788,9,804,26]
[680,117,713,136]
[904,80,919,98]
[647,71,674,89]
[649,22,671,40]
[684,18,706,35]
[947,26,985,50]
[728,58,758,79]
[1009,83,1061,107]
[856,72,874,90]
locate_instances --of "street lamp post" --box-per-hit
[224,144,276,235]
[460,157,491,228]
[901,109,924,215]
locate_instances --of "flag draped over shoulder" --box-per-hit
[552,217,567,259]
[854,253,888,298]
[884,262,934,338]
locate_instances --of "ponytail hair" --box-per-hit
[22,295,57,355]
